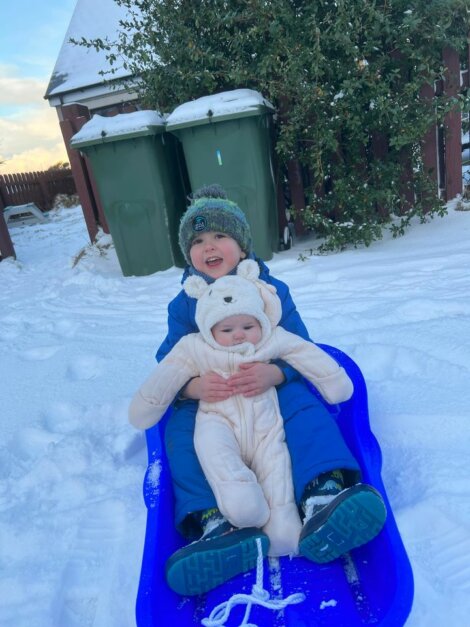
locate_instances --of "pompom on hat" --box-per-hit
[178,184,252,264]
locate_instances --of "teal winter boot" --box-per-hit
[166,507,270,596]
[299,471,387,563]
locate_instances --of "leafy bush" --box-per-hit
[75,0,470,250]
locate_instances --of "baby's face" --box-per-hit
[211,314,262,347]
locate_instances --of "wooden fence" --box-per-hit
[0,168,76,213]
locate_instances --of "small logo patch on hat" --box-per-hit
[192,215,207,232]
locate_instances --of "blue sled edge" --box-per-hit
[135,344,414,626]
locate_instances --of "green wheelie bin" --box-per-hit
[71,110,187,276]
[166,89,278,261]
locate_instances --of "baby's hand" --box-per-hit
[184,372,233,402]
[228,362,285,397]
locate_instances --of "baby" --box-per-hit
[129,260,354,557]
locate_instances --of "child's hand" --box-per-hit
[228,363,285,397]
[183,373,234,402]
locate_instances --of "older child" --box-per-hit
[152,185,385,595]
[130,260,363,594]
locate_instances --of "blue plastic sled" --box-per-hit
[135,345,414,626]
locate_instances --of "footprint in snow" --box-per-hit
[49,318,80,339]
[22,345,62,361]
[52,499,127,627]
[67,355,105,381]
[8,426,62,462]
[42,401,83,434]
[398,500,470,593]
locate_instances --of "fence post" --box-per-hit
[37,171,50,209]
[442,46,462,200]
[276,96,308,234]
[462,41,470,89]
[371,131,390,217]
[0,209,15,260]
[285,158,308,235]
[420,82,439,197]
[58,104,109,242]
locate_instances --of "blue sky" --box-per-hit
[0,0,78,172]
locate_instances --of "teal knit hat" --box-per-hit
[178,184,252,264]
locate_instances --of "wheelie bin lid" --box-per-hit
[70,110,166,149]
[166,89,274,131]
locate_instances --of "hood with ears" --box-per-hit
[183,259,282,352]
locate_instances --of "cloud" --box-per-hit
[0,96,68,174]
[0,64,47,106]
[0,144,68,175]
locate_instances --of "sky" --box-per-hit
[1,199,470,625]
[0,0,78,174]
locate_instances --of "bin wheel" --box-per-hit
[280,225,294,251]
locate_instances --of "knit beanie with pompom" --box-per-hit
[178,184,252,264]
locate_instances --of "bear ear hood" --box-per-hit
[238,260,282,331]
[236,258,260,281]
[183,275,208,300]
[183,260,282,352]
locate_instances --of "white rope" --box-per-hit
[201,538,305,627]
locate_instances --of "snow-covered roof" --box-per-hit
[166,89,275,129]
[45,0,134,103]
[70,110,165,147]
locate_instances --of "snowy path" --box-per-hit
[1,204,470,626]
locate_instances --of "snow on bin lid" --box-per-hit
[166,89,275,130]
[70,110,166,148]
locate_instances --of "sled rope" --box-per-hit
[201,538,305,627]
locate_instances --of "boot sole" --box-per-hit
[299,484,387,563]
[166,527,269,596]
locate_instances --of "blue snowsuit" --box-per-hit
[156,258,360,538]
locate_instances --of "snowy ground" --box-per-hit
[1,203,470,626]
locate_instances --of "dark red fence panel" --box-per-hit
[0,168,76,212]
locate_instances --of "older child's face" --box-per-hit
[189,231,246,279]
[212,315,262,347]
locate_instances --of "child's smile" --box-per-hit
[205,255,223,268]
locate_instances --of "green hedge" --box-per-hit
[76,0,470,250]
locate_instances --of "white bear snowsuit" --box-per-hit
[129,260,353,556]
